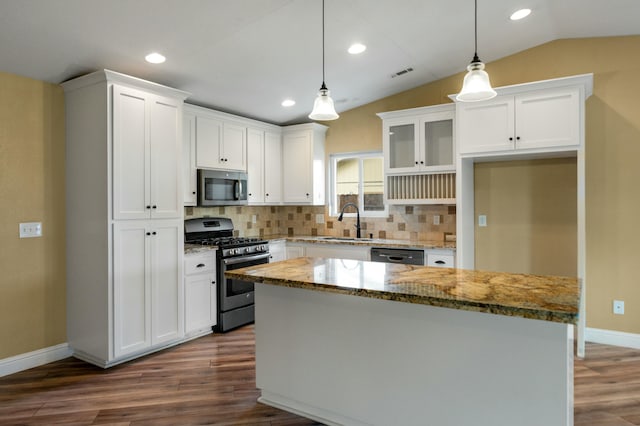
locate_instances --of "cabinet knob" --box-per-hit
[265,193,269,197]
[192,191,196,195]
[249,193,252,196]
[146,232,151,236]
[152,231,157,235]
[306,193,310,197]
[509,137,513,141]
[516,136,521,140]
[146,205,151,209]
[211,281,216,285]
[420,161,424,164]
[415,161,419,165]
[152,205,157,209]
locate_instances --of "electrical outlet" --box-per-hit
[433,215,441,225]
[613,300,625,315]
[251,215,257,224]
[478,215,487,227]
[19,222,42,238]
[316,214,325,224]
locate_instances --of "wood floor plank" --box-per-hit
[1,328,639,425]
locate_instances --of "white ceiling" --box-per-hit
[1,0,638,125]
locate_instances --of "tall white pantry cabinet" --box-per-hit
[63,70,190,368]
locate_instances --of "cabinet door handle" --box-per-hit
[435,260,446,265]
[196,263,206,268]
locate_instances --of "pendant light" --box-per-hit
[309,0,339,120]
[456,0,497,102]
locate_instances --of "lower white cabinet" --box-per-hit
[113,220,184,358]
[425,249,456,268]
[184,250,217,335]
[286,242,370,261]
[269,240,286,262]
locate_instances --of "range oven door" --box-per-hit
[219,252,269,312]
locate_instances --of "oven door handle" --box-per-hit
[223,252,270,266]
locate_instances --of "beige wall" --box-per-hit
[474,158,577,277]
[323,36,640,334]
[0,72,66,358]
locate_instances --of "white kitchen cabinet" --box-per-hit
[184,251,217,335]
[113,84,182,220]
[425,249,455,268]
[282,123,327,205]
[193,107,247,172]
[379,104,455,174]
[285,243,305,259]
[183,111,197,206]
[63,70,189,368]
[247,128,283,205]
[269,240,286,262]
[113,220,184,358]
[304,244,370,261]
[457,87,580,155]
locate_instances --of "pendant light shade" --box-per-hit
[456,0,496,102]
[309,0,339,121]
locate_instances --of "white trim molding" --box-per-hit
[586,328,640,350]
[0,343,72,378]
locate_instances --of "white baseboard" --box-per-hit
[585,327,640,349]
[0,343,73,378]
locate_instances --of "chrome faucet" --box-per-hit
[337,202,361,238]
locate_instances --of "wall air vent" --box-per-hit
[391,67,414,78]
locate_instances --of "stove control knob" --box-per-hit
[258,245,266,251]
[228,249,236,256]
[245,247,251,253]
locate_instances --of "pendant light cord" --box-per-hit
[472,0,480,62]
[322,0,326,86]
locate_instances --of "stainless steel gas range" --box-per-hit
[184,217,269,332]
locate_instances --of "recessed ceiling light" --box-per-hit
[145,52,166,64]
[348,43,367,55]
[510,8,531,21]
[281,99,296,107]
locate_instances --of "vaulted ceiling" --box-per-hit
[1,0,638,124]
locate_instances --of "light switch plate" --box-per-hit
[433,215,441,225]
[316,214,325,224]
[20,222,42,238]
[478,215,487,227]
[613,300,625,315]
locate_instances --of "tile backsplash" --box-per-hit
[186,204,456,241]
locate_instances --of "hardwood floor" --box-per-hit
[1,326,639,425]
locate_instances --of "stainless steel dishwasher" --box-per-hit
[370,247,425,265]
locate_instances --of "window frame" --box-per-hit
[329,151,388,218]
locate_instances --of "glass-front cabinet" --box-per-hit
[381,104,455,174]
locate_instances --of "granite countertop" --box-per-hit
[225,257,580,324]
[184,243,217,255]
[265,235,456,250]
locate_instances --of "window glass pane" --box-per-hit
[363,157,384,211]
[336,158,359,212]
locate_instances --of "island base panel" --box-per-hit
[255,283,573,426]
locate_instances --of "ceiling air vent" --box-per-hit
[391,67,414,78]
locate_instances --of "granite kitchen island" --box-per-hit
[226,257,580,426]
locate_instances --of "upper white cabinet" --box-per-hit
[182,110,197,206]
[457,85,582,156]
[247,127,282,205]
[113,85,182,220]
[63,69,189,368]
[184,104,247,173]
[282,123,327,205]
[379,104,455,174]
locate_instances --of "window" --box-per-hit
[330,152,387,217]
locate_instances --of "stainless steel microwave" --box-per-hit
[198,169,248,206]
